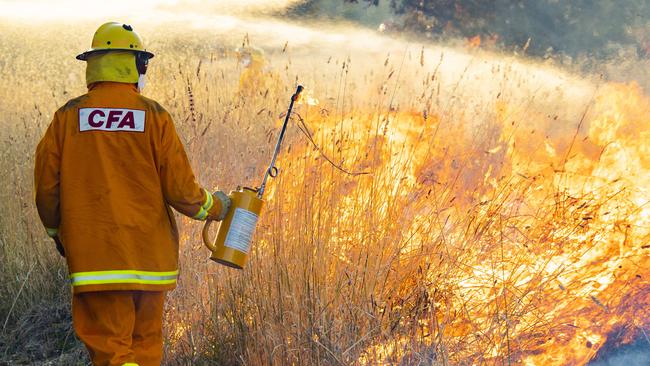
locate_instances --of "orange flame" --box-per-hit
[467,35,481,48]
[275,82,650,364]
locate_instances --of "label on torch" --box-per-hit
[224,208,259,254]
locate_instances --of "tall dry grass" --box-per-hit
[1,20,648,365]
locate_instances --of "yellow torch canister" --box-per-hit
[202,86,303,268]
[202,187,263,269]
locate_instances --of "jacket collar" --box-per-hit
[88,82,138,93]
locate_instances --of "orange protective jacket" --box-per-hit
[34,82,220,294]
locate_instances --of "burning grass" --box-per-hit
[0,20,648,365]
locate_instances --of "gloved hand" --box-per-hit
[53,236,65,258]
[208,191,232,221]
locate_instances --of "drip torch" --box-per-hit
[202,85,304,269]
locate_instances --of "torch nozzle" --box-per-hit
[292,85,304,101]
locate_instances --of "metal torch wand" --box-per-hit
[257,84,304,198]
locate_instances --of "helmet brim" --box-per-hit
[76,49,155,61]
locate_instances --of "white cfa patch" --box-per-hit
[79,108,145,132]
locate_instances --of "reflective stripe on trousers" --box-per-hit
[70,269,179,287]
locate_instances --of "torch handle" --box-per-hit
[202,219,218,252]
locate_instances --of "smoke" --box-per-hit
[289,1,649,58]
[156,0,306,16]
[589,350,650,366]
[466,1,650,89]
[284,0,650,89]
[287,0,394,28]
[490,1,649,58]
[588,338,650,366]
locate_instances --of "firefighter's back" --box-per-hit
[53,82,180,292]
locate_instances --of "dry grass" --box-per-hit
[0,20,648,365]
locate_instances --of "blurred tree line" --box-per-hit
[320,0,650,58]
[390,0,648,57]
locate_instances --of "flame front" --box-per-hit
[251,79,649,364]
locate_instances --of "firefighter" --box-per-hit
[236,46,278,98]
[34,22,230,366]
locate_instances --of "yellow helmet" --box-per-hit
[236,46,265,67]
[78,22,154,87]
[76,22,154,61]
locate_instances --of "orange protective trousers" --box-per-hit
[72,290,165,366]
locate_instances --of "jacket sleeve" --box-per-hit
[158,111,222,220]
[34,112,62,237]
